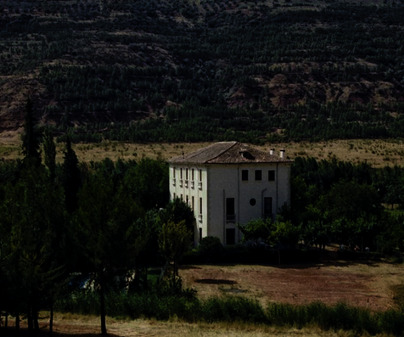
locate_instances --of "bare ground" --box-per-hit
[179,261,404,311]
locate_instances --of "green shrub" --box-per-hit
[266,302,298,326]
[202,297,266,324]
[377,309,404,336]
[198,236,224,261]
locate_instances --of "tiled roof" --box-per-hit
[169,142,292,164]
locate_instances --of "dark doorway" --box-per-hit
[226,228,235,245]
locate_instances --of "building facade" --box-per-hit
[168,142,292,245]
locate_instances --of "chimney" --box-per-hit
[279,149,285,159]
[269,148,275,155]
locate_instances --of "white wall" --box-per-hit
[169,162,291,245]
[169,164,208,244]
[207,163,291,244]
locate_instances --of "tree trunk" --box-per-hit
[134,265,141,291]
[33,309,39,331]
[27,309,33,330]
[159,261,169,283]
[99,272,107,335]
[15,314,20,330]
[49,303,54,335]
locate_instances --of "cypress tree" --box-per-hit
[43,127,56,182]
[62,137,81,213]
[21,99,41,166]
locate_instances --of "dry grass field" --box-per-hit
[0,133,403,167]
[20,314,356,337]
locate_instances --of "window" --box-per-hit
[242,170,249,181]
[199,228,202,243]
[186,195,189,205]
[186,168,189,180]
[180,168,183,179]
[226,228,235,245]
[199,197,203,214]
[172,167,176,186]
[198,169,203,190]
[249,198,256,206]
[263,197,273,218]
[255,170,262,181]
[190,168,195,188]
[226,198,235,222]
[192,196,194,210]
[268,170,275,181]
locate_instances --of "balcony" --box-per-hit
[198,181,202,190]
[184,180,188,188]
[179,179,183,187]
[198,214,203,222]
[191,181,195,189]
[172,178,176,186]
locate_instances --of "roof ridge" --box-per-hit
[206,141,238,163]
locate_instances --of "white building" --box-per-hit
[168,142,292,245]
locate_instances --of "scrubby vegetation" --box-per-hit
[1,0,404,142]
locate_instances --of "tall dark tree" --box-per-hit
[62,137,81,213]
[158,198,196,243]
[319,181,383,248]
[75,168,142,335]
[123,158,169,211]
[158,220,190,289]
[21,99,41,166]
[0,165,65,332]
[43,127,56,182]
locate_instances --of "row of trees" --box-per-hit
[240,157,404,255]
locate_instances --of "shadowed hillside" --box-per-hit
[0,0,403,142]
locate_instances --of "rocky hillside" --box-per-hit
[0,0,403,141]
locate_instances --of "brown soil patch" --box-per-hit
[180,262,404,311]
